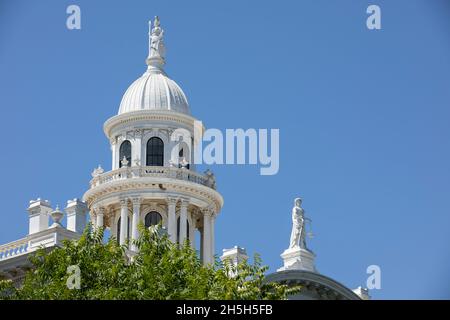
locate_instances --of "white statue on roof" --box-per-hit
[289,198,307,249]
[279,197,316,272]
[148,16,165,59]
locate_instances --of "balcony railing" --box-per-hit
[90,166,216,190]
[0,237,29,261]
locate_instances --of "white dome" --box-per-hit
[119,17,190,116]
[118,70,190,115]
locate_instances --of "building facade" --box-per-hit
[0,17,367,300]
[84,16,223,263]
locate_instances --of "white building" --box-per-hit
[0,17,367,300]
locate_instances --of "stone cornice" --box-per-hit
[103,110,204,140]
[83,177,223,213]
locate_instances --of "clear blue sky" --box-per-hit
[1,0,450,299]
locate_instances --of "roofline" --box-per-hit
[265,269,361,300]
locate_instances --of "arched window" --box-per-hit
[145,211,163,228]
[117,216,130,244]
[119,140,132,167]
[177,217,190,243]
[146,137,164,166]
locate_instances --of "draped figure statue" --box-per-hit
[148,16,165,59]
[289,198,307,249]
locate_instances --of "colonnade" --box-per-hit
[92,197,216,264]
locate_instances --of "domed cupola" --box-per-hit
[84,17,223,267]
[118,16,190,115]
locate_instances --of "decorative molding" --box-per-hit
[117,134,125,143]
[84,180,222,213]
[166,197,178,206]
[131,197,142,206]
[141,202,166,214]
[180,197,190,207]
[134,129,143,139]
[140,202,168,222]
[83,166,223,213]
[202,205,215,217]
[190,208,201,223]
[103,110,199,140]
[119,198,128,207]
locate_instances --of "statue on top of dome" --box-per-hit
[289,198,308,249]
[148,16,165,60]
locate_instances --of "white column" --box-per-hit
[200,230,204,262]
[131,197,141,251]
[167,197,177,243]
[189,212,195,249]
[111,139,117,170]
[210,213,216,260]
[91,212,97,230]
[111,214,117,239]
[120,198,128,245]
[96,207,104,229]
[202,209,212,265]
[132,134,142,166]
[179,199,189,244]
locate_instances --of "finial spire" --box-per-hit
[146,16,166,71]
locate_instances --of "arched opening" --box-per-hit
[145,211,163,228]
[146,137,164,166]
[119,140,132,167]
[117,216,130,244]
[177,216,190,243]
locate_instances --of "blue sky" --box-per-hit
[1,0,450,299]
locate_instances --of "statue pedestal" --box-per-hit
[277,247,317,272]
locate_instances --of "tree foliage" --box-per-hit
[0,225,297,300]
